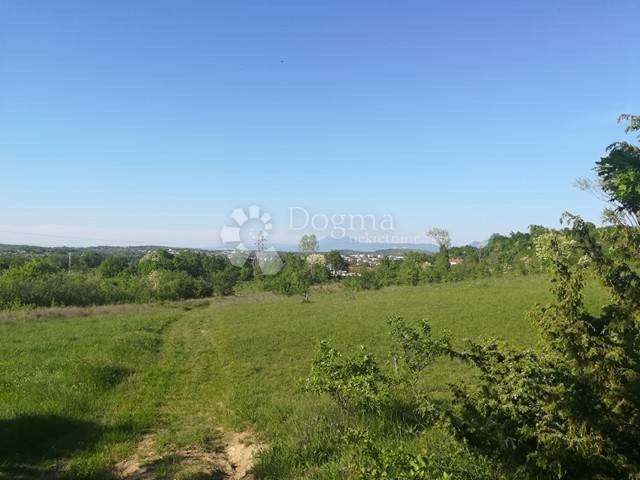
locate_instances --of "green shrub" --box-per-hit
[305,341,388,414]
[448,219,640,479]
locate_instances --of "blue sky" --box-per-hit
[1,0,639,247]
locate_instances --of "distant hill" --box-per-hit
[0,244,212,258]
[468,239,489,248]
[317,237,439,253]
[237,237,440,253]
[271,237,489,253]
[0,238,456,256]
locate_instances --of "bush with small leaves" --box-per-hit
[449,217,640,479]
[305,340,388,414]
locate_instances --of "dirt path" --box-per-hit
[110,306,265,479]
[116,430,264,479]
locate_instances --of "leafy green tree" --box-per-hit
[397,252,427,286]
[138,249,174,274]
[433,251,450,276]
[80,251,104,269]
[577,114,640,228]
[428,228,451,276]
[298,234,319,253]
[478,227,543,272]
[147,269,198,301]
[358,269,381,290]
[595,115,640,228]
[325,250,349,273]
[427,228,451,251]
[172,251,208,277]
[97,256,128,278]
[211,267,239,296]
[308,261,329,285]
[239,261,257,281]
[20,257,61,276]
[267,256,311,301]
[372,256,400,286]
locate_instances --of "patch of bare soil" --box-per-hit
[220,431,264,479]
[115,431,264,480]
[115,435,156,479]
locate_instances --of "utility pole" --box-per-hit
[68,252,72,273]
[253,232,265,273]
[255,232,265,253]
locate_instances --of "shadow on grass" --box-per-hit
[0,415,233,479]
[0,414,108,479]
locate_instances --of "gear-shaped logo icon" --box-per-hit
[220,205,283,275]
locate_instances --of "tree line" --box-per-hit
[0,226,554,310]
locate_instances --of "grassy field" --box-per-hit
[0,275,608,479]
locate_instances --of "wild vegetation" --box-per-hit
[303,114,640,479]
[0,249,246,310]
[1,116,638,479]
[3,275,600,479]
[0,227,543,311]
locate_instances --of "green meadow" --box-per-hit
[0,275,608,479]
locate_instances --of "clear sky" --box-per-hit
[1,0,639,248]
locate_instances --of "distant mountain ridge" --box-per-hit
[468,239,489,248]
[317,236,439,252]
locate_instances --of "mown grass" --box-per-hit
[0,275,609,479]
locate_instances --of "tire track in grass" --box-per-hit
[114,307,264,479]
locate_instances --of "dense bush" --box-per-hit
[0,250,242,309]
[262,254,331,301]
[305,316,503,479]
[305,341,389,413]
[448,218,640,479]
